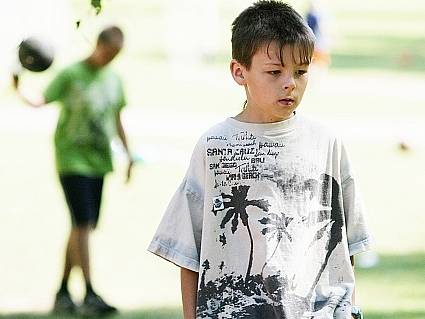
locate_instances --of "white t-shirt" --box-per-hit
[149,114,372,319]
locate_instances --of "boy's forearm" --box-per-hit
[350,255,356,305]
[116,113,131,157]
[13,78,45,108]
[181,268,198,319]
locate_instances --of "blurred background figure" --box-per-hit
[306,0,333,68]
[356,251,380,269]
[12,25,132,316]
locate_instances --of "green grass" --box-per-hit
[1,253,423,318]
[0,307,182,319]
[329,0,425,72]
[331,34,425,72]
[356,253,425,315]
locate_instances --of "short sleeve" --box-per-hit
[340,142,373,256]
[43,68,70,104]
[148,139,205,272]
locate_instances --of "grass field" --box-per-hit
[1,0,424,318]
[1,252,425,318]
[0,253,424,318]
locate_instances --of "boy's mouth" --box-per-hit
[278,97,295,106]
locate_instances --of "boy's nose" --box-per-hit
[282,76,296,91]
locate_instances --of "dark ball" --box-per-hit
[18,37,54,72]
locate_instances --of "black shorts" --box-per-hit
[59,174,104,227]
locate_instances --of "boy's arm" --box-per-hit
[116,112,133,183]
[350,255,356,305]
[351,255,360,319]
[181,268,198,319]
[12,74,46,107]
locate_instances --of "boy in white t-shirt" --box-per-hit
[149,1,371,318]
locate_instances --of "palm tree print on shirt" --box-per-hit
[258,212,294,277]
[214,185,270,281]
[306,174,344,301]
[200,175,346,318]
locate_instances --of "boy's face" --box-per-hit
[231,42,310,123]
[95,42,122,67]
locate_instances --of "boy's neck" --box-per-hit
[234,109,296,124]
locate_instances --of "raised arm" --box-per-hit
[181,268,198,319]
[12,74,46,107]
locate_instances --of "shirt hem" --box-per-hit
[56,167,112,177]
[147,240,200,272]
[348,236,373,256]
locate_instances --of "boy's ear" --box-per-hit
[230,59,246,85]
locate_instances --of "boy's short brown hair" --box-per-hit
[97,25,124,48]
[231,1,315,69]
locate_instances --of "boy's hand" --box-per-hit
[12,62,23,90]
[125,158,134,183]
[12,73,20,90]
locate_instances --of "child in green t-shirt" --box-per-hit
[13,26,132,316]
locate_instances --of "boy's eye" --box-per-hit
[268,70,281,75]
[296,70,308,76]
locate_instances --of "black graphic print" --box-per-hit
[214,185,270,281]
[258,211,293,277]
[199,174,345,319]
[149,119,369,319]
[307,174,344,301]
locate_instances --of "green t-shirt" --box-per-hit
[44,61,126,176]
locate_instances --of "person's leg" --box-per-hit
[58,228,78,293]
[81,176,103,296]
[56,174,116,315]
[56,175,95,311]
[55,225,96,314]
[53,232,78,313]
[76,224,94,294]
[76,176,117,315]
[60,225,92,290]
[57,223,96,302]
